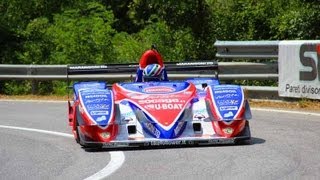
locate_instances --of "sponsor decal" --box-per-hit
[208,139,235,144]
[284,84,320,95]
[101,139,236,147]
[128,94,190,100]
[215,94,239,99]
[217,99,239,106]
[176,62,215,66]
[144,103,183,110]
[90,111,109,116]
[223,111,234,118]
[299,43,320,81]
[174,122,185,136]
[214,89,237,94]
[143,86,175,93]
[219,106,238,111]
[150,140,187,146]
[279,41,320,99]
[137,98,181,104]
[85,94,109,99]
[183,91,193,95]
[85,98,109,104]
[102,142,130,147]
[81,91,104,96]
[69,65,108,69]
[86,104,110,110]
[79,83,104,88]
[79,90,114,125]
[209,85,243,120]
[126,87,193,129]
[75,86,106,95]
[145,123,161,138]
[96,116,107,122]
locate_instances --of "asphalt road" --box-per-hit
[0,100,320,180]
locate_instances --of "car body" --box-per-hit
[67,63,252,149]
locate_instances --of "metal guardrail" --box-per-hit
[215,40,279,59]
[214,41,280,99]
[0,62,278,80]
[0,41,280,99]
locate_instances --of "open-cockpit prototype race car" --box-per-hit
[67,50,252,149]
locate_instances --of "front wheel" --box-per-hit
[75,119,80,144]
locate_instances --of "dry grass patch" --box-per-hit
[249,99,320,112]
[0,95,68,101]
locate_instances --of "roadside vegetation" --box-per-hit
[1,0,320,95]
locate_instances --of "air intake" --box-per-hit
[127,125,137,134]
[193,123,202,132]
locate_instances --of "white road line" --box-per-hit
[0,125,73,137]
[252,108,320,116]
[84,151,125,180]
[0,125,125,179]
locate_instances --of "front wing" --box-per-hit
[77,122,251,149]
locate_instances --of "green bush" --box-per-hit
[1,0,320,95]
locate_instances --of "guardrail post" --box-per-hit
[29,64,38,94]
[0,81,3,94]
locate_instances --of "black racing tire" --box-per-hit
[75,118,80,144]
[76,123,87,147]
[75,106,85,146]
[74,106,103,149]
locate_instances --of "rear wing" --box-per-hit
[67,61,218,80]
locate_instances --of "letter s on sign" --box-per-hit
[299,43,320,81]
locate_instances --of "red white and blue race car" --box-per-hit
[67,48,252,149]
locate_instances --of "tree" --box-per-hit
[127,0,216,59]
[270,0,320,39]
[24,2,118,64]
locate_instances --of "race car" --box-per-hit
[67,50,252,149]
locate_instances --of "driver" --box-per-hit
[142,64,163,82]
[135,45,168,82]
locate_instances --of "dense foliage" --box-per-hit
[1,0,320,94]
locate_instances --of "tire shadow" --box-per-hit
[83,137,266,152]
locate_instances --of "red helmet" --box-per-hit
[139,49,164,69]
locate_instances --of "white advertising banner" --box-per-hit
[279,40,320,99]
